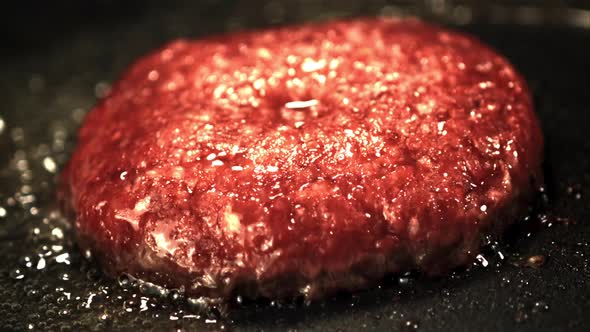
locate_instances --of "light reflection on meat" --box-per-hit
[61,18,543,300]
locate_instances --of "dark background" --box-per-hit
[0,1,589,331]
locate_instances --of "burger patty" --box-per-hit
[61,18,543,300]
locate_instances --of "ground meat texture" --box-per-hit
[61,18,543,300]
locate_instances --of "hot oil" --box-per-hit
[1,2,589,331]
[0,81,224,331]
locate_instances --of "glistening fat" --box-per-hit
[61,18,544,300]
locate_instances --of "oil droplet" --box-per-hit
[9,268,25,280]
[117,274,134,289]
[168,288,185,303]
[402,320,419,330]
[398,273,415,287]
[476,254,489,267]
[525,255,546,268]
[532,301,550,313]
[42,157,57,173]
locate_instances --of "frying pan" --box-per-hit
[1,1,589,331]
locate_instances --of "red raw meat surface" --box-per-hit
[61,18,543,299]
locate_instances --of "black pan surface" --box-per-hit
[1,1,589,331]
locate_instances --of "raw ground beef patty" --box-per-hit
[61,18,543,300]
